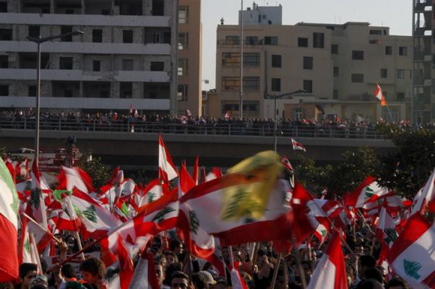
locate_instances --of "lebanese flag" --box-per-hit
[387,214,435,289]
[411,168,435,216]
[58,166,95,194]
[231,267,248,289]
[375,84,387,107]
[179,162,195,195]
[225,111,231,119]
[307,230,348,289]
[0,158,19,282]
[291,138,306,152]
[205,168,222,182]
[192,156,200,185]
[62,189,122,239]
[131,179,165,210]
[291,182,317,244]
[179,175,294,246]
[376,201,398,265]
[345,176,391,208]
[158,135,178,182]
[281,155,294,174]
[128,251,159,289]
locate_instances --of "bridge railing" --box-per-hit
[0,119,386,139]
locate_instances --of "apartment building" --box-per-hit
[413,0,434,123]
[177,0,202,116]
[0,0,179,114]
[213,4,412,122]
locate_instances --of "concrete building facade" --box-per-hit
[177,0,202,116]
[0,0,179,114]
[213,4,412,122]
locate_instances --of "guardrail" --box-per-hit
[0,119,387,139]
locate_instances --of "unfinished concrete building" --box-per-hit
[0,0,179,114]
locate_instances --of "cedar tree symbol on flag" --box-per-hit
[375,84,387,107]
[291,138,306,152]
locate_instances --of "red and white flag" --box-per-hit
[58,166,95,194]
[158,135,178,182]
[307,230,348,289]
[387,214,435,289]
[411,168,435,216]
[345,176,391,208]
[291,138,306,152]
[281,155,294,174]
[0,158,19,282]
[128,250,159,289]
[375,84,387,107]
[224,111,231,119]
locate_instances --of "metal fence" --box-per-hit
[0,119,387,139]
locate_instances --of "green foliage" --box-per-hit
[376,125,435,197]
[77,153,111,189]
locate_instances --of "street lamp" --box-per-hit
[27,30,84,163]
[266,89,306,152]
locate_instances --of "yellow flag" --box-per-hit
[221,151,283,221]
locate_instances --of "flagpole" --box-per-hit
[23,213,62,243]
[291,236,307,289]
[30,233,43,274]
[270,253,283,289]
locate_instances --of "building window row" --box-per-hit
[222,52,260,66]
[221,101,259,116]
[222,77,260,91]
[221,35,278,46]
[298,32,325,48]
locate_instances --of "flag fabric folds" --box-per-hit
[375,84,387,107]
[291,138,306,152]
[158,135,178,182]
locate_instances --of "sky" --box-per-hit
[201,0,412,90]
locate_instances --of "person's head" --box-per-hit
[386,278,408,289]
[356,279,385,289]
[197,271,216,288]
[358,255,376,278]
[19,263,37,289]
[79,258,106,285]
[170,240,184,256]
[164,251,179,266]
[154,263,165,285]
[364,268,383,284]
[61,264,76,280]
[170,271,189,289]
[0,282,14,289]
[192,273,208,289]
[28,275,48,289]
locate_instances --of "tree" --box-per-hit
[77,153,111,189]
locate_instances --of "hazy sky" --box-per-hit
[201,0,412,89]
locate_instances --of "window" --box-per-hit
[0,2,7,12]
[120,82,132,98]
[122,59,134,71]
[385,46,392,55]
[152,0,164,16]
[123,30,133,43]
[381,68,388,78]
[333,66,339,77]
[331,44,339,54]
[64,90,73,97]
[333,89,338,99]
[298,37,308,47]
[28,86,37,97]
[370,30,382,35]
[0,55,8,68]
[303,80,313,93]
[60,26,73,42]
[0,29,12,41]
[179,6,189,24]
[65,9,74,14]
[246,36,258,45]
[225,36,239,45]
[178,84,188,101]
[178,59,188,76]
[397,69,405,79]
[28,26,40,38]
[271,78,281,92]
[0,85,8,96]
[179,33,189,50]
[101,9,110,15]
[399,46,408,56]
[352,50,364,60]
[272,55,281,68]
[93,60,101,72]
[313,32,324,48]
[397,93,405,101]
[303,57,313,70]
[150,62,164,71]
[92,29,103,43]
[222,53,260,66]
[59,57,73,70]
[222,77,260,91]
[351,73,364,83]
[264,36,278,45]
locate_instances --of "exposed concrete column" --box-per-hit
[50,0,55,13]
[79,81,84,98]
[169,0,179,115]
[81,0,85,14]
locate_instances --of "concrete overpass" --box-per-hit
[0,128,395,169]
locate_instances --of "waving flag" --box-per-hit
[411,168,435,216]
[0,158,19,282]
[129,251,159,289]
[376,200,398,265]
[158,135,178,182]
[387,214,435,289]
[58,166,95,194]
[375,84,387,107]
[345,176,391,208]
[291,138,306,152]
[308,231,348,289]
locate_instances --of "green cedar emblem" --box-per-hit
[24,239,31,254]
[74,204,97,223]
[403,260,421,280]
[147,192,156,203]
[365,186,374,198]
[189,210,200,235]
[120,203,130,218]
[321,229,327,237]
[29,188,42,210]
[383,228,397,246]
[152,207,175,223]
